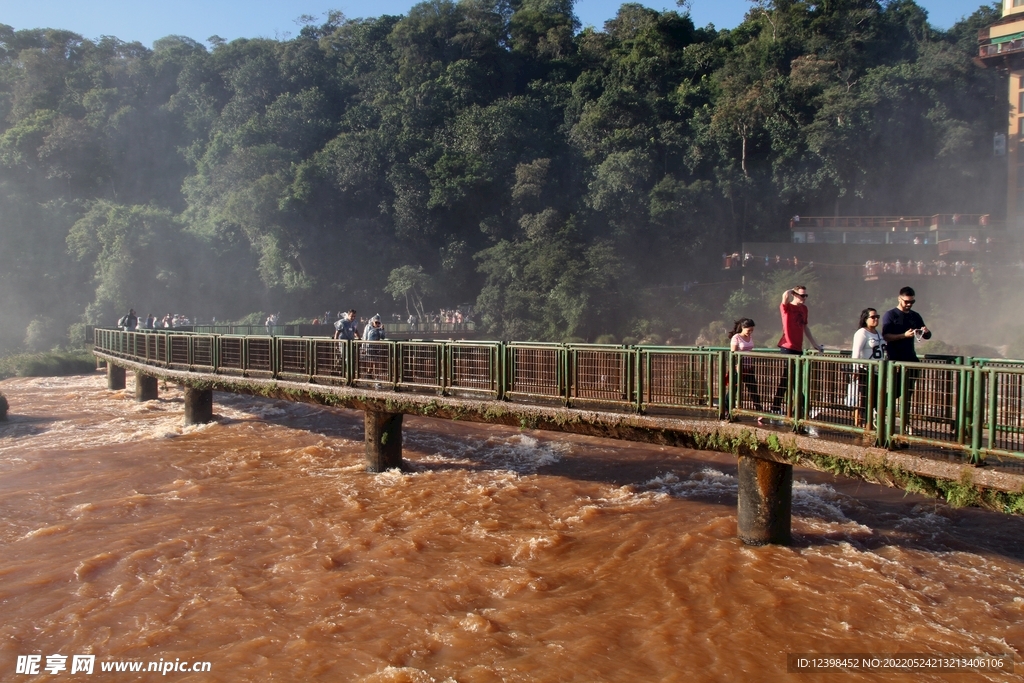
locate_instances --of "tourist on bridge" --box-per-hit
[333,310,360,341]
[850,308,885,427]
[882,287,930,362]
[363,314,387,384]
[118,309,138,331]
[771,286,823,415]
[364,314,386,342]
[777,286,824,356]
[882,287,931,439]
[729,318,764,423]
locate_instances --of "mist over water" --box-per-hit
[0,373,1021,681]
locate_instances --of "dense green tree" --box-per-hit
[0,2,1011,352]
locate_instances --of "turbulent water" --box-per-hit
[0,374,1021,682]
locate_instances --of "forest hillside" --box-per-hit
[0,1,1009,352]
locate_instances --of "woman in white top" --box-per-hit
[730,318,764,421]
[852,308,885,360]
[850,308,885,426]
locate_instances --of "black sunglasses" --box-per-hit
[901,299,916,305]
[795,292,808,298]
[867,315,879,319]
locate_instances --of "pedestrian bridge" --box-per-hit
[92,329,1024,545]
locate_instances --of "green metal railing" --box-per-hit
[505,342,565,404]
[637,346,723,417]
[397,340,445,392]
[729,352,803,426]
[447,341,502,399]
[92,329,1024,464]
[567,344,633,410]
[799,355,885,439]
[885,360,972,452]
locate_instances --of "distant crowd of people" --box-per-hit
[117,310,192,330]
[723,251,984,280]
[116,307,474,335]
[863,260,976,278]
[723,253,805,270]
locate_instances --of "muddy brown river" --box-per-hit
[0,374,1020,682]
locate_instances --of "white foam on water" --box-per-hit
[408,432,569,474]
[637,468,876,536]
[792,480,858,524]
[640,467,738,500]
[355,667,455,683]
[892,506,951,537]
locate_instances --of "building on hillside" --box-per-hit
[729,214,1004,281]
[721,0,1024,282]
[977,0,1024,230]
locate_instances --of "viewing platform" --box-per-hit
[93,330,1024,546]
[726,215,1016,274]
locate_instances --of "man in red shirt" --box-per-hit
[778,286,822,354]
[771,286,823,414]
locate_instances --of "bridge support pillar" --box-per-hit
[135,372,158,401]
[183,387,214,425]
[737,455,792,546]
[364,410,403,472]
[107,364,126,390]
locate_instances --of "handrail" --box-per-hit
[92,329,1024,464]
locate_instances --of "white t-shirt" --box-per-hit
[852,328,885,360]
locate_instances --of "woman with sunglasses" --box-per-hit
[852,308,885,361]
[850,308,885,427]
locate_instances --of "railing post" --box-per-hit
[272,338,280,379]
[957,365,968,448]
[971,366,985,464]
[872,361,885,446]
[717,350,728,420]
[638,350,647,413]
[884,362,897,447]
[565,348,573,405]
[633,348,642,414]
[794,356,807,431]
[989,366,1003,457]
[727,352,738,421]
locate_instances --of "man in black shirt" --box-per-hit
[882,286,930,362]
[882,286,931,442]
[119,309,138,331]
